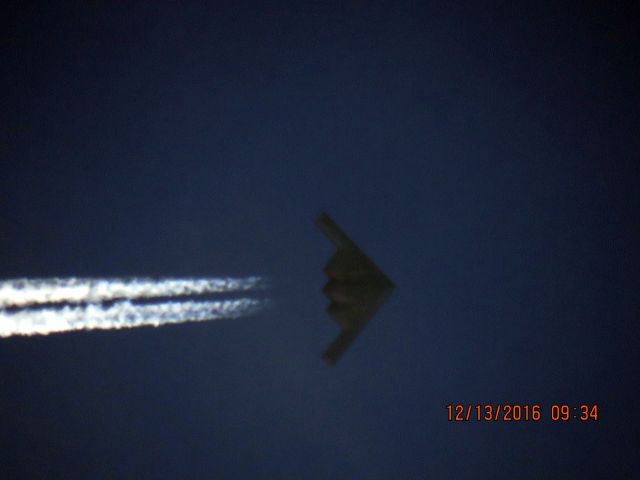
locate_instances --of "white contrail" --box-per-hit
[0,298,267,337]
[0,276,265,308]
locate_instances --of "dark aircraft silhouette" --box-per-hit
[316,213,394,365]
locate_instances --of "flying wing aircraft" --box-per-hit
[316,213,394,365]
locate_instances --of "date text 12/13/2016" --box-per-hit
[446,404,599,422]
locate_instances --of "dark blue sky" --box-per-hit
[1,2,638,478]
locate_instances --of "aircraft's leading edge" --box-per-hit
[316,213,394,365]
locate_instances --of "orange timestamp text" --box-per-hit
[446,404,599,422]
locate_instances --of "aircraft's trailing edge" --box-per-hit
[316,213,394,365]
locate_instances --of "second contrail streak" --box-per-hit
[0,298,266,337]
